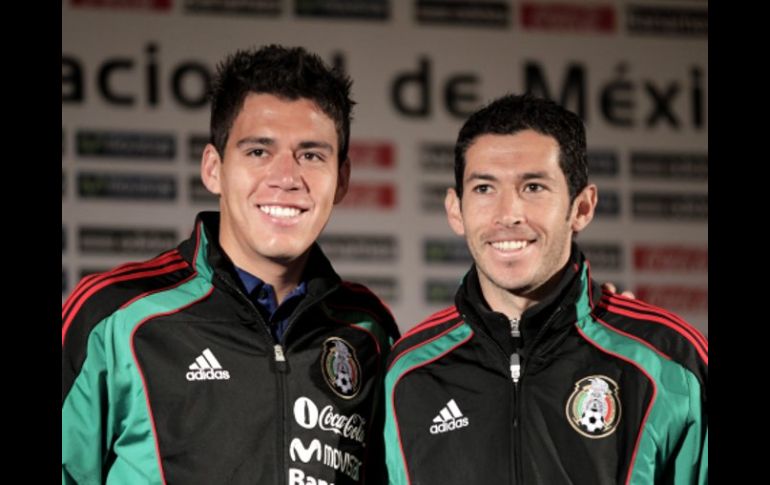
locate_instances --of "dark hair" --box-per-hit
[454,93,587,201]
[209,45,355,163]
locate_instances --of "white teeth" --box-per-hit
[259,205,302,218]
[491,240,528,251]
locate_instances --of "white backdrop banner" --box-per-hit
[62,0,708,335]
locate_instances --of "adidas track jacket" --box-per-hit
[384,247,708,485]
[62,212,400,485]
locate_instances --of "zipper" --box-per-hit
[512,368,523,485]
[218,273,342,484]
[217,274,292,483]
[272,286,337,485]
[510,316,523,485]
[462,313,523,485]
[274,344,288,484]
[509,318,521,383]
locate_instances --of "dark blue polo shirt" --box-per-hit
[234,266,307,343]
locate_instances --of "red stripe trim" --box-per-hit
[119,272,198,311]
[191,222,203,272]
[603,293,707,349]
[389,324,473,485]
[603,293,708,350]
[599,300,708,365]
[62,272,102,315]
[402,306,458,338]
[575,325,657,485]
[61,261,189,346]
[62,250,181,319]
[592,314,672,362]
[129,285,215,485]
[389,320,463,372]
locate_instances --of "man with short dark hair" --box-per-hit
[62,45,399,484]
[384,94,707,484]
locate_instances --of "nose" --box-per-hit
[495,190,525,228]
[267,151,303,191]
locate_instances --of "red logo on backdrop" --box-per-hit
[634,245,708,272]
[520,3,616,33]
[339,183,396,210]
[348,142,395,169]
[635,286,708,313]
[71,0,172,11]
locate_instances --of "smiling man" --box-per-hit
[62,45,399,485]
[384,94,708,484]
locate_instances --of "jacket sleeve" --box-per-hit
[62,310,111,483]
[668,367,708,485]
[364,321,400,485]
[689,368,708,485]
[363,384,388,485]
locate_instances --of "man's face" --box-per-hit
[445,130,596,299]
[202,93,349,270]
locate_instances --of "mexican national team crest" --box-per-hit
[321,337,362,399]
[566,375,621,438]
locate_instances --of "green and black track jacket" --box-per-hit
[384,246,707,485]
[62,212,400,485]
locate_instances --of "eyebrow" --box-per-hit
[235,137,334,153]
[465,172,499,183]
[236,137,274,148]
[465,171,555,183]
[520,171,553,181]
[297,141,334,153]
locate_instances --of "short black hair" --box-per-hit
[209,44,355,163]
[454,93,587,201]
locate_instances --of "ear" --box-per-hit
[333,157,351,204]
[570,184,598,233]
[201,144,223,195]
[445,188,466,236]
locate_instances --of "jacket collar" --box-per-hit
[456,242,598,361]
[178,211,341,300]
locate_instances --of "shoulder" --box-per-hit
[62,249,194,347]
[386,306,466,371]
[62,249,196,403]
[325,280,401,344]
[592,290,708,387]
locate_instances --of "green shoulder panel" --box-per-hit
[575,267,705,485]
[383,322,473,485]
[62,230,214,484]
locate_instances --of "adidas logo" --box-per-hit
[185,348,231,381]
[429,399,469,435]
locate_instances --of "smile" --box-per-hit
[258,205,306,219]
[490,240,530,251]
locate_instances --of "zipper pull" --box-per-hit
[274,344,287,373]
[510,318,521,338]
[274,344,286,362]
[510,352,521,383]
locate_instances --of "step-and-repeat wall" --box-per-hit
[62,0,708,336]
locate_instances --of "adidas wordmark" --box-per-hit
[429,399,469,434]
[186,348,231,381]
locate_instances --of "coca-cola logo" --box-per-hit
[318,405,366,444]
[293,397,367,444]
